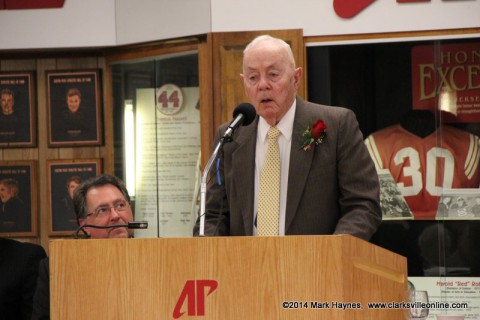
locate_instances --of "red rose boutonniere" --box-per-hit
[300,119,327,151]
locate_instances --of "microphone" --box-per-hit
[74,221,148,239]
[221,103,256,142]
[198,103,256,236]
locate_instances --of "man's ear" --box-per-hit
[240,74,250,96]
[294,67,303,88]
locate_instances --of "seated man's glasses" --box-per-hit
[87,200,130,218]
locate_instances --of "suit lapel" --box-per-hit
[285,98,316,232]
[230,117,258,235]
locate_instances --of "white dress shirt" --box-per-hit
[253,101,296,235]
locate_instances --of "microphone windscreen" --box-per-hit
[128,221,148,229]
[233,103,256,126]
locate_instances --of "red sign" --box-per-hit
[173,280,218,319]
[333,0,469,19]
[411,43,480,123]
[0,0,65,10]
[333,0,376,18]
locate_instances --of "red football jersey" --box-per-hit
[365,125,480,219]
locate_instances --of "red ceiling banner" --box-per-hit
[2,0,64,10]
[397,0,429,2]
[332,0,475,19]
[333,0,375,18]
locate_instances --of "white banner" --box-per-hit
[134,87,200,238]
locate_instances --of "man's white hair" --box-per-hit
[243,35,296,69]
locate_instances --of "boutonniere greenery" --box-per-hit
[300,119,327,151]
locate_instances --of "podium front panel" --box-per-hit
[50,235,408,319]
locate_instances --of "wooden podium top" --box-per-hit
[50,235,408,319]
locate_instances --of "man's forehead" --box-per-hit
[243,53,288,72]
[244,49,290,71]
[244,62,283,72]
[86,185,123,200]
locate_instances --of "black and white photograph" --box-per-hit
[377,169,413,220]
[0,71,36,147]
[436,188,480,220]
[48,159,102,235]
[47,69,103,147]
[0,161,37,236]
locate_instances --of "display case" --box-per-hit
[307,36,480,319]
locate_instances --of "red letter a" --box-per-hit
[173,280,196,319]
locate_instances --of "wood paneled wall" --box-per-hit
[0,54,112,252]
[1,30,304,252]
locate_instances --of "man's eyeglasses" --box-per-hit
[87,200,130,218]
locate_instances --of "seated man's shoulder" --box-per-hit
[0,239,46,260]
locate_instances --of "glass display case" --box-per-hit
[110,51,200,238]
[307,36,480,318]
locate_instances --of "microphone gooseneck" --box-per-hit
[198,103,257,237]
[74,221,148,239]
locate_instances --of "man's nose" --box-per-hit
[257,75,271,90]
[108,207,122,220]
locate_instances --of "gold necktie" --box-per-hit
[257,126,281,236]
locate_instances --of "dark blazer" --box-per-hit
[31,257,49,320]
[195,97,381,240]
[0,238,47,320]
[0,196,29,232]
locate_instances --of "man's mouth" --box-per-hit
[108,226,126,233]
[108,227,128,235]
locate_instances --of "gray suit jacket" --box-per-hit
[195,97,381,240]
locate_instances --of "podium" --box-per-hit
[50,235,408,319]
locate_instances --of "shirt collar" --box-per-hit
[258,99,296,143]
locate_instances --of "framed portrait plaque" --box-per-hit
[0,71,36,148]
[0,161,37,237]
[47,158,102,235]
[46,69,103,147]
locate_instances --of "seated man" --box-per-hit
[31,174,135,320]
